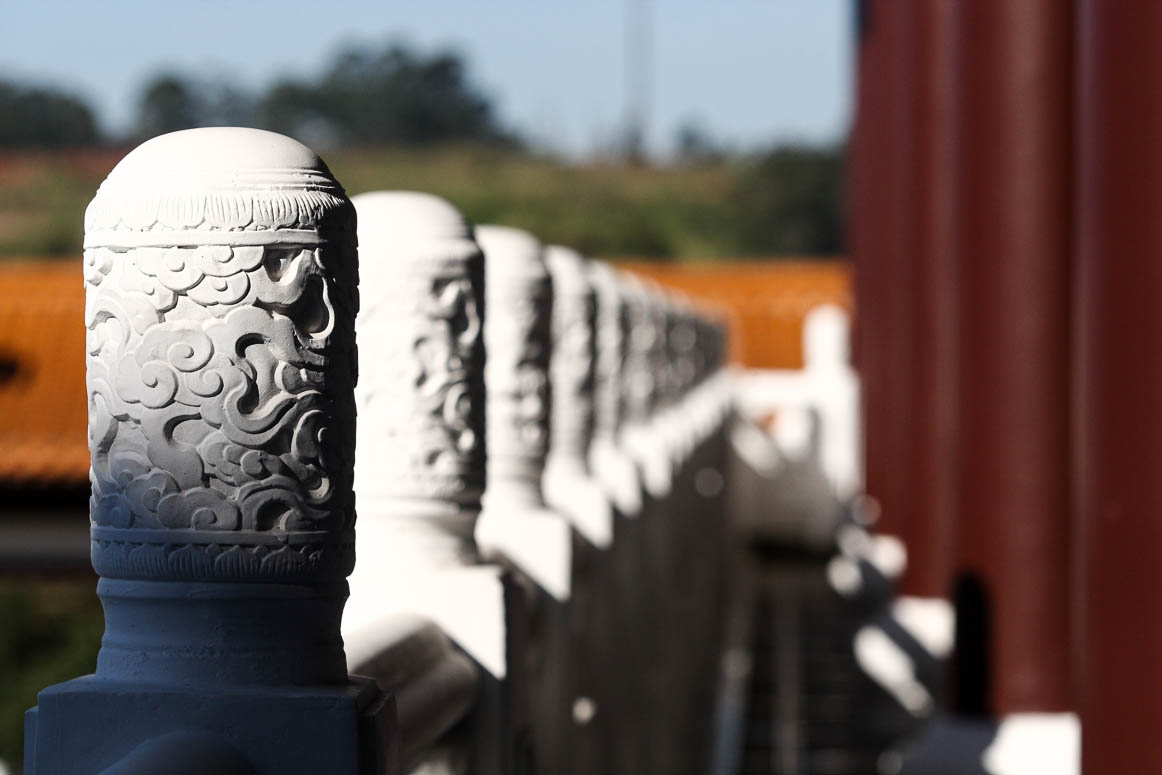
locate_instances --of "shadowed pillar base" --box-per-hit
[25,580,391,775]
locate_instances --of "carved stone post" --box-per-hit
[345,191,486,572]
[541,245,612,549]
[585,262,652,771]
[651,293,683,468]
[471,225,572,604]
[618,274,684,775]
[476,226,551,510]
[472,224,578,775]
[680,305,735,775]
[25,128,387,774]
[540,247,617,775]
[662,296,702,468]
[339,191,489,773]
[588,262,643,516]
[341,193,526,775]
[689,312,733,450]
[620,275,674,500]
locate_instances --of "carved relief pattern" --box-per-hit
[85,194,358,581]
[547,260,596,461]
[621,285,659,423]
[486,274,552,481]
[591,266,628,440]
[668,307,699,401]
[692,318,712,385]
[646,295,671,410]
[355,253,486,507]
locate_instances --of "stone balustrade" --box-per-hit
[23,128,744,775]
[27,127,387,774]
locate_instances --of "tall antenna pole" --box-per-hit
[625,0,652,163]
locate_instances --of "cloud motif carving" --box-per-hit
[85,234,357,581]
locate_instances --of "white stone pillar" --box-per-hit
[588,262,643,516]
[473,225,571,602]
[342,193,532,775]
[620,276,676,499]
[688,312,733,451]
[659,294,702,469]
[542,245,613,549]
[342,191,503,674]
[26,127,385,775]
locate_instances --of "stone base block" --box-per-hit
[25,675,391,775]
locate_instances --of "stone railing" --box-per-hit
[23,128,736,775]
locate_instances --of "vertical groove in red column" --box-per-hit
[1076,1,1162,769]
[900,0,959,601]
[952,0,1073,714]
[851,0,916,543]
[850,0,888,532]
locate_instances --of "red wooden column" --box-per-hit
[1075,2,1162,769]
[851,0,917,542]
[900,0,959,600]
[951,0,1073,714]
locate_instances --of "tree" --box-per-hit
[673,119,724,164]
[134,74,256,140]
[0,80,99,149]
[729,144,845,256]
[135,75,199,138]
[257,81,336,148]
[259,42,517,147]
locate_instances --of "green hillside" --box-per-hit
[0,143,843,260]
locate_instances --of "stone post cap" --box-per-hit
[351,191,486,524]
[84,128,359,583]
[543,245,588,292]
[804,303,851,369]
[352,190,475,250]
[85,127,351,246]
[476,225,548,279]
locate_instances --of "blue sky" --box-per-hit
[1,0,853,157]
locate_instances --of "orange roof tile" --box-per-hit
[619,259,853,370]
[0,261,88,485]
[0,257,852,487]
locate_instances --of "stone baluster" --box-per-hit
[472,224,579,775]
[538,249,619,775]
[663,295,702,469]
[588,262,643,516]
[345,191,486,576]
[618,273,657,429]
[26,127,387,774]
[586,261,654,771]
[470,225,572,603]
[339,193,528,772]
[340,191,492,772]
[542,245,612,549]
[801,305,861,501]
[476,226,552,511]
[666,304,734,775]
[688,312,732,450]
[636,279,679,499]
[621,274,680,774]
